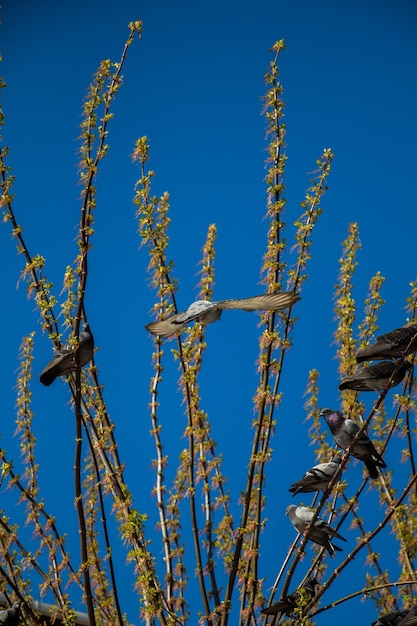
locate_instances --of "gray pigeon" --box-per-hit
[145,292,300,337]
[339,360,412,392]
[356,323,417,363]
[289,455,342,496]
[40,323,94,386]
[0,601,20,626]
[320,408,386,479]
[261,576,319,622]
[286,504,346,558]
[372,603,417,626]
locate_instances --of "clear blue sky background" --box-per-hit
[1,1,417,624]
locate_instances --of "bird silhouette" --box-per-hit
[339,360,411,392]
[286,504,346,558]
[40,323,94,386]
[372,603,417,626]
[321,408,386,479]
[145,292,300,337]
[261,577,319,622]
[356,323,417,363]
[0,601,20,626]
[289,455,342,496]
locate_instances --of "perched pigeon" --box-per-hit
[40,323,94,386]
[145,292,300,337]
[286,504,346,558]
[339,360,412,392]
[321,408,386,479]
[356,323,417,363]
[261,576,319,622]
[289,455,342,496]
[372,603,417,626]
[0,601,20,626]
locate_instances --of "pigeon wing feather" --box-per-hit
[218,292,300,311]
[145,314,186,338]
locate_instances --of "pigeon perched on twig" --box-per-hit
[372,603,417,626]
[261,576,319,622]
[320,408,386,479]
[40,323,94,386]
[339,360,412,392]
[286,504,346,558]
[0,601,20,626]
[145,292,300,337]
[356,323,417,363]
[289,455,342,496]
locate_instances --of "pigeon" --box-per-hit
[40,323,94,386]
[261,576,319,622]
[372,603,417,626]
[289,455,342,496]
[356,323,417,363]
[286,504,346,558]
[339,360,412,392]
[320,408,386,479]
[0,601,20,626]
[145,292,300,337]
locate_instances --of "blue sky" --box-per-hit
[1,1,417,624]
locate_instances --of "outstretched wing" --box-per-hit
[145,314,185,338]
[145,293,299,337]
[218,292,300,311]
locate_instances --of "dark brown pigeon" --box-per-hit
[339,360,411,392]
[356,324,417,363]
[40,323,94,386]
[145,292,300,337]
[372,603,417,626]
[261,577,319,622]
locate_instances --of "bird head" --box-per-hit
[320,408,343,422]
[305,577,320,595]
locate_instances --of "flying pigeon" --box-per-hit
[40,323,94,386]
[372,603,417,626]
[286,504,346,558]
[0,601,20,626]
[261,576,319,622]
[320,408,386,479]
[145,292,300,337]
[289,455,342,496]
[356,323,417,363]
[339,360,412,392]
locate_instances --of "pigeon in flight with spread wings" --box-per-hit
[356,323,417,363]
[145,292,300,337]
[40,323,94,386]
[339,360,411,392]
